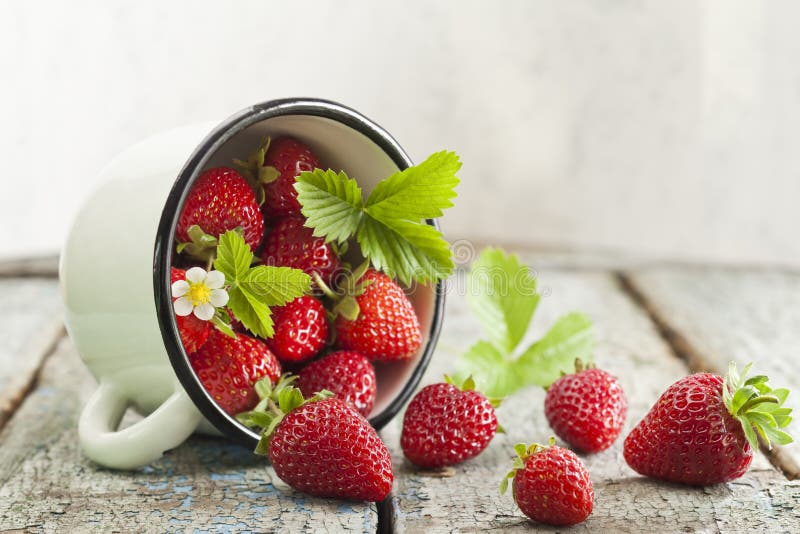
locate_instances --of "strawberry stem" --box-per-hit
[737,395,779,414]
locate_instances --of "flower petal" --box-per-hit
[186,266,207,284]
[194,302,215,321]
[210,288,229,307]
[173,297,193,316]
[171,280,189,297]
[205,270,225,289]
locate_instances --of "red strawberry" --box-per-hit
[176,167,264,257]
[170,267,212,352]
[239,380,393,502]
[266,295,328,364]
[544,360,627,453]
[297,350,376,417]
[334,268,422,362]
[260,217,340,286]
[189,329,281,415]
[262,137,321,217]
[401,377,498,468]
[501,440,594,526]
[624,363,793,485]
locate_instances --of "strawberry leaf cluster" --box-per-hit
[294,151,461,286]
[723,362,793,449]
[456,248,594,397]
[213,230,311,338]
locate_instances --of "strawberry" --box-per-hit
[189,329,281,415]
[401,376,498,468]
[170,267,212,352]
[501,440,594,526]
[260,217,341,286]
[624,363,793,485]
[297,350,376,417]
[266,295,328,364]
[544,359,627,453]
[238,379,393,502]
[262,137,321,217]
[176,167,264,259]
[333,266,422,362]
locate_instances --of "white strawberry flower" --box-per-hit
[171,267,229,321]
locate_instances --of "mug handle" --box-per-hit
[78,380,202,469]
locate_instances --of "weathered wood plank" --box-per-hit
[624,267,800,479]
[0,278,63,430]
[0,337,378,533]
[381,269,798,533]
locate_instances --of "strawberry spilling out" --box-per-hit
[624,362,793,485]
[189,329,281,415]
[544,359,627,453]
[238,378,393,502]
[262,137,321,217]
[176,167,264,259]
[501,439,594,526]
[267,295,328,364]
[260,216,341,286]
[169,137,463,502]
[297,350,377,417]
[401,376,499,468]
[332,267,422,362]
[170,267,212,352]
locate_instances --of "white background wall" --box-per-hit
[2,1,799,265]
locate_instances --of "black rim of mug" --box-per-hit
[153,97,445,448]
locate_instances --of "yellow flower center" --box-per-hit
[186,282,212,306]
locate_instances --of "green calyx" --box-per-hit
[723,362,793,450]
[210,308,237,339]
[499,437,556,496]
[236,374,334,455]
[233,136,281,205]
[314,260,374,322]
[176,225,219,262]
[443,374,504,409]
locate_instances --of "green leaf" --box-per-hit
[357,215,453,286]
[467,248,540,354]
[365,150,461,220]
[255,435,271,456]
[214,230,253,282]
[499,477,509,495]
[730,386,758,415]
[294,169,363,244]
[211,314,237,339]
[236,410,274,430]
[516,312,594,388]
[228,286,274,338]
[177,225,220,260]
[760,425,794,446]
[278,387,306,414]
[239,266,311,307]
[457,341,523,398]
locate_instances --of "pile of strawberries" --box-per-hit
[170,137,426,501]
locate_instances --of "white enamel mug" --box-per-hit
[60,98,444,469]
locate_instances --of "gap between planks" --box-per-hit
[616,271,800,481]
[0,327,65,434]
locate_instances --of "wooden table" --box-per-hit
[1,253,798,533]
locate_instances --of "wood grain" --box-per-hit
[380,269,798,533]
[0,337,378,533]
[0,279,63,431]
[624,267,800,479]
